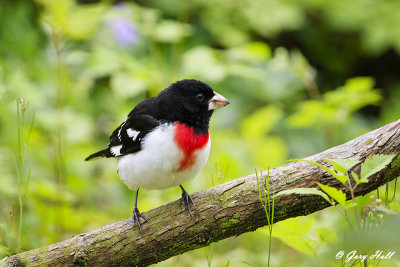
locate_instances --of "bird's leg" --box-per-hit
[132,188,147,232]
[179,185,196,216]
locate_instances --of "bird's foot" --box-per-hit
[132,207,147,232]
[181,189,196,216]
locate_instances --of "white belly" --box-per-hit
[117,123,211,190]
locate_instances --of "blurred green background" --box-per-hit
[1,0,400,266]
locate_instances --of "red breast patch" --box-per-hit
[174,123,209,172]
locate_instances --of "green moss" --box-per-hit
[219,182,247,208]
[214,213,225,220]
[365,138,373,145]
[220,219,239,229]
[151,232,159,239]
[72,250,91,267]
[390,154,400,169]
[73,256,87,267]
[277,208,287,215]
[284,178,301,186]
[4,255,25,267]
[167,241,203,255]
[281,169,299,176]
[218,195,228,208]
[187,224,207,232]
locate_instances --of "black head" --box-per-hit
[156,79,229,133]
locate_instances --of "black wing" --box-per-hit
[106,114,160,157]
[85,99,161,161]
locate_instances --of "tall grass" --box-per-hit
[51,27,68,239]
[203,162,230,266]
[204,243,214,267]
[256,169,275,267]
[13,98,34,251]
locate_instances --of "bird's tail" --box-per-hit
[85,149,107,161]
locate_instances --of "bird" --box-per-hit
[85,79,230,231]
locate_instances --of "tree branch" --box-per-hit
[4,119,400,267]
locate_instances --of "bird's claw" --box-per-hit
[132,207,147,232]
[181,190,196,216]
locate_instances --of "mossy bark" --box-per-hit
[3,119,400,267]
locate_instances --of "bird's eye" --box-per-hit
[195,93,204,102]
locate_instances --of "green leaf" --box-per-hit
[351,171,359,183]
[317,227,339,244]
[351,171,368,185]
[332,173,348,185]
[361,154,397,180]
[325,158,360,174]
[290,159,343,183]
[271,217,316,256]
[317,183,347,208]
[182,46,226,82]
[273,188,332,205]
[287,77,381,129]
[241,105,283,138]
[153,20,192,43]
[300,217,314,235]
[346,202,357,209]
[325,158,360,185]
[111,72,147,98]
[389,201,400,212]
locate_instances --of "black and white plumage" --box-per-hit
[85,79,230,231]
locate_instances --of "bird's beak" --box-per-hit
[208,92,230,110]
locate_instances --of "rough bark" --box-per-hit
[3,119,400,267]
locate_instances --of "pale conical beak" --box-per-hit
[208,92,230,110]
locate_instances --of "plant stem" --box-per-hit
[349,189,361,230]
[16,100,23,250]
[52,27,67,239]
[385,184,389,208]
[338,207,355,232]
[256,169,274,267]
[14,99,33,252]
[347,173,361,230]
[391,178,398,201]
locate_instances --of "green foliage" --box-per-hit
[240,106,287,169]
[272,217,316,256]
[280,155,396,209]
[270,216,339,261]
[317,183,347,209]
[360,154,397,181]
[351,171,366,185]
[290,158,349,184]
[36,0,108,40]
[273,154,399,265]
[288,77,381,145]
[325,158,360,176]
[273,188,332,205]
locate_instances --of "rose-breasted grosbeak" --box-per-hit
[85,79,229,231]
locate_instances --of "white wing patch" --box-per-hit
[127,128,140,140]
[110,145,123,156]
[117,122,126,141]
